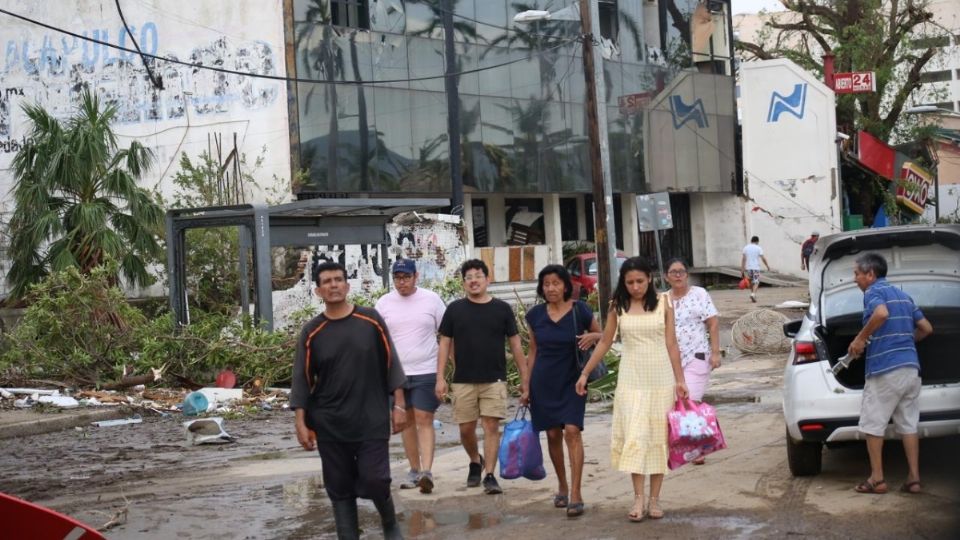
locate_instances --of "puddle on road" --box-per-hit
[268,476,521,538]
[668,515,766,539]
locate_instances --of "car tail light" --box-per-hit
[800,423,824,432]
[793,341,819,365]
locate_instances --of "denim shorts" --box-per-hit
[403,373,440,413]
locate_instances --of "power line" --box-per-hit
[114,0,163,89]
[0,7,579,87]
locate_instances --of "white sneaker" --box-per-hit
[399,469,419,489]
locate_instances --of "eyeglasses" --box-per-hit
[393,274,414,282]
[667,270,688,276]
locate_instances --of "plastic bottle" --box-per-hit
[433,419,442,430]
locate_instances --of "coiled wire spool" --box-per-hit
[731,309,792,354]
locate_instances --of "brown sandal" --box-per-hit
[899,481,921,494]
[854,479,888,494]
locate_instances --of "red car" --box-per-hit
[565,252,628,299]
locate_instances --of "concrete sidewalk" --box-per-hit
[0,407,129,440]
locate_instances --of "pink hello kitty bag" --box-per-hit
[667,399,727,470]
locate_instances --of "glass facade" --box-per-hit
[292,0,736,195]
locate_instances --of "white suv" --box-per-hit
[782,224,960,476]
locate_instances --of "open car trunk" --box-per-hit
[818,307,960,389]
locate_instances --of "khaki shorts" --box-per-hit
[859,366,921,437]
[451,382,507,424]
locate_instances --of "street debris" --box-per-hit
[37,394,79,408]
[181,391,210,416]
[184,417,235,445]
[92,415,144,428]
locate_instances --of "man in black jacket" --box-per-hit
[291,261,407,539]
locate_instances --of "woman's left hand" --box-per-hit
[710,351,722,370]
[675,381,689,400]
[577,332,599,350]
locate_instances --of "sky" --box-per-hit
[731,0,787,15]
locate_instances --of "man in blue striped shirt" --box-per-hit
[848,253,933,495]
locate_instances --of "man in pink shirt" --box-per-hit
[376,259,447,494]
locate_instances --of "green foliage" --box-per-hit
[6,89,164,300]
[349,288,387,307]
[0,264,145,385]
[134,312,294,389]
[425,274,465,304]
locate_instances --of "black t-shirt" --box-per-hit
[438,297,518,383]
[290,306,405,442]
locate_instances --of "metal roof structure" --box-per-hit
[165,198,448,330]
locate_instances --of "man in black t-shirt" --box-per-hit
[435,259,529,495]
[291,262,407,540]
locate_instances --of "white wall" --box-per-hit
[689,192,748,268]
[739,59,842,276]
[0,1,291,295]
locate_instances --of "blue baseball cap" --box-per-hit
[392,259,416,275]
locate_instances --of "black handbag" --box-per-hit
[571,301,608,383]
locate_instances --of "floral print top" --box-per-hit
[670,286,719,367]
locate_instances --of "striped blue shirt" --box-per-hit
[863,278,924,377]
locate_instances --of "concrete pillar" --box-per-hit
[576,195,588,240]
[621,193,640,257]
[462,193,475,249]
[487,194,507,246]
[542,193,563,264]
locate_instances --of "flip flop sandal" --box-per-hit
[899,481,921,494]
[627,495,645,522]
[553,494,569,508]
[854,479,888,494]
[566,502,585,518]
[647,498,664,519]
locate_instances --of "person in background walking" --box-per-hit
[291,262,407,540]
[665,258,721,465]
[800,232,820,272]
[435,259,530,495]
[522,264,602,518]
[576,257,688,522]
[375,259,447,494]
[849,253,933,495]
[741,236,770,303]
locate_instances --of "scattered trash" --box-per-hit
[184,417,236,445]
[774,300,810,309]
[261,403,273,411]
[197,387,243,408]
[14,398,35,408]
[78,397,102,407]
[215,368,237,389]
[38,395,80,408]
[0,388,14,399]
[181,392,210,416]
[92,415,143,428]
[433,419,443,430]
[3,388,59,396]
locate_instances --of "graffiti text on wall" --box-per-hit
[0,22,279,141]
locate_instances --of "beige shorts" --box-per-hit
[859,366,921,437]
[451,382,507,424]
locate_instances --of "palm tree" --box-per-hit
[7,89,164,299]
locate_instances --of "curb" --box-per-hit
[0,407,130,440]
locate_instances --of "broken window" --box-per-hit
[332,0,370,29]
[598,0,618,42]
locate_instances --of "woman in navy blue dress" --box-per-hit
[523,264,601,517]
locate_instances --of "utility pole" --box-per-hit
[580,0,619,314]
[443,0,463,217]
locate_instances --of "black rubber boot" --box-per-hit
[331,498,360,540]
[373,496,404,540]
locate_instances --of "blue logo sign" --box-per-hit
[767,83,808,122]
[669,95,708,129]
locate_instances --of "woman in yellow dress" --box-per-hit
[576,257,688,522]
